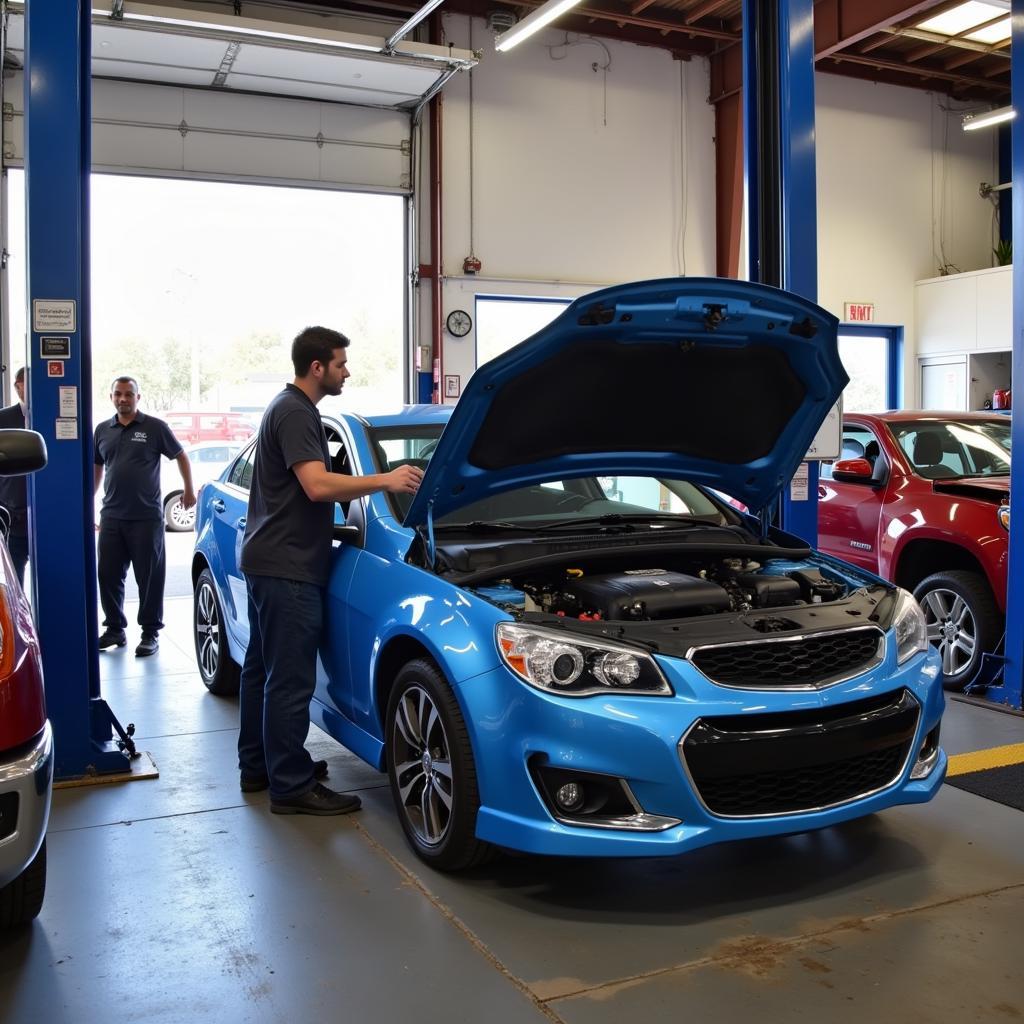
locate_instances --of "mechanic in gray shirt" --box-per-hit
[237,326,422,816]
[93,376,196,657]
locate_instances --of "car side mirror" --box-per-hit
[831,457,875,483]
[0,429,47,476]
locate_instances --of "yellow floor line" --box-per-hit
[946,742,1024,777]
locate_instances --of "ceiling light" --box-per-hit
[963,105,1016,131]
[494,0,582,52]
[918,1,1009,37]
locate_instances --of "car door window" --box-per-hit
[821,424,882,481]
[227,444,255,490]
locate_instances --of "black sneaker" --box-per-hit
[240,759,329,793]
[270,782,361,816]
[98,629,127,650]
[135,634,159,657]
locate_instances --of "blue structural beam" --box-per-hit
[25,1,131,775]
[744,0,821,545]
[984,0,1023,710]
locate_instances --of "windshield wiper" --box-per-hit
[435,520,536,533]
[531,513,714,532]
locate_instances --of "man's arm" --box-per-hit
[292,461,422,504]
[93,464,103,495]
[175,451,197,509]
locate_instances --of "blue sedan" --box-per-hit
[192,278,945,871]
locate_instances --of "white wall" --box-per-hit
[429,15,717,395]
[815,73,996,404]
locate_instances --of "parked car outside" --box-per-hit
[0,428,51,927]
[819,412,1010,690]
[162,411,255,446]
[161,441,243,532]
[192,279,945,872]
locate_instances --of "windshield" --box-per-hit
[888,419,1011,480]
[370,425,727,527]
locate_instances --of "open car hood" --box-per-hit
[403,278,845,528]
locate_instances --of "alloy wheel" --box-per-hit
[195,580,221,680]
[390,685,455,847]
[921,587,977,679]
[170,499,196,530]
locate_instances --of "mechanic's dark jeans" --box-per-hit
[97,517,166,634]
[6,533,28,590]
[238,573,324,800]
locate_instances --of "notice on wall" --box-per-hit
[33,299,76,333]
[47,361,65,378]
[444,374,461,399]
[806,399,842,461]
[55,418,78,440]
[790,462,810,501]
[40,335,71,359]
[59,386,78,418]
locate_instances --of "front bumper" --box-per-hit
[0,722,53,888]
[459,646,945,857]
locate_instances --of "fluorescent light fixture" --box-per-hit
[494,0,583,52]
[963,105,1016,131]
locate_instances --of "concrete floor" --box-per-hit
[2,596,1023,1024]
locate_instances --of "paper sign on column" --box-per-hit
[790,462,810,501]
[59,386,77,418]
[55,418,78,440]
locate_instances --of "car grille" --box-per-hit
[689,626,884,689]
[680,689,920,817]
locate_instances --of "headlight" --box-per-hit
[998,505,1010,531]
[893,588,928,664]
[496,623,672,697]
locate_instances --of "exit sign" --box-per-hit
[844,302,875,322]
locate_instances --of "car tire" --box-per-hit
[385,659,494,872]
[914,570,1003,691]
[194,568,240,696]
[163,492,196,533]
[0,840,46,928]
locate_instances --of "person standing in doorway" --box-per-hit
[93,376,196,657]
[238,326,422,816]
[0,367,30,586]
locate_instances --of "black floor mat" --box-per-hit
[945,763,1024,812]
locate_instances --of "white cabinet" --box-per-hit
[915,266,1012,408]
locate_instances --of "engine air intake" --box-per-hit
[680,689,920,817]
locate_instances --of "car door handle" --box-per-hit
[818,485,827,499]
[211,498,226,513]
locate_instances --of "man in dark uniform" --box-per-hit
[93,376,196,657]
[0,367,29,586]
[238,326,422,815]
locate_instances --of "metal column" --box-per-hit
[984,0,1024,710]
[25,0,131,776]
[743,0,821,544]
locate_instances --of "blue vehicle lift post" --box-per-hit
[980,0,1024,710]
[744,0,821,546]
[25,0,134,776]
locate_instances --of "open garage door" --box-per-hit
[1,2,476,190]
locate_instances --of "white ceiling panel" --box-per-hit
[230,43,442,98]
[224,74,422,108]
[92,59,218,88]
[92,23,227,70]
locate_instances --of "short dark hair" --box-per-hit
[110,375,140,393]
[292,326,350,377]
[14,367,24,384]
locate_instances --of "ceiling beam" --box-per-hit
[828,50,1008,92]
[684,0,731,24]
[814,0,946,60]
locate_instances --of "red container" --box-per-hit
[992,388,1012,410]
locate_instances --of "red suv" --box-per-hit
[819,412,1010,690]
[162,411,255,446]
[0,428,50,927]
